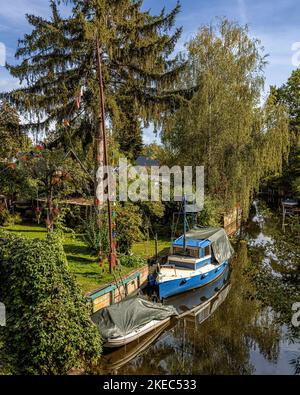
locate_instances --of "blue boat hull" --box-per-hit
[157,261,229,300]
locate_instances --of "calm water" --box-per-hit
[99,201,300,375]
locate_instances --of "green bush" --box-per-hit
[115,203,144,254]
[82,203,144,256]
[61,206,83,231]
[0,208,22,227]
[292,177,300,200]
[120,253,146,268]
[0,208,9,226]
[53,207,76,239]
[82,211,109,257]
[0,231,102,374]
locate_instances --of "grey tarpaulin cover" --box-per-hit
[186,227,234,264]
[92,297,178,340]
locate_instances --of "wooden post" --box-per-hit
[96,36,116,272]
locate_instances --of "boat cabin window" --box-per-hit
[204,246,210,257]
[172,246,199,258]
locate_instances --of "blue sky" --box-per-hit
[0,0,299,143]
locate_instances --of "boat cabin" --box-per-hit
[168,235,213,270]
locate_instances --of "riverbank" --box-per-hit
[0,223,169,293]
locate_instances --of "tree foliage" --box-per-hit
[83,202,144,255]
[0,101,31,161]
[4,0,190,158]
[270,70,300,198]
[162,20,290,217]
[0,231,102,374]
[115,202,144,253]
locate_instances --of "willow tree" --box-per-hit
[270,70,300,198]
[4,0,190,159]
[163,20,290,217]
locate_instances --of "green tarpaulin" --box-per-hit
[92,296,178,340]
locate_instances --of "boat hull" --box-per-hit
[157,261,228,300]
[104,317,171,348]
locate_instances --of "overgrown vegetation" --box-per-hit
[119,254,146,268]
[0,208,21,227]
[265,71,300,199]
[0,231,102,374]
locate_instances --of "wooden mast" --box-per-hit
[96,36,116,272]
[183,194,187,252]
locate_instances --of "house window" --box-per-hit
[204,246,210,257]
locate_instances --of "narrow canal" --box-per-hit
[99,200,300,375]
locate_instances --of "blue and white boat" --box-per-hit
[156,226,234,300]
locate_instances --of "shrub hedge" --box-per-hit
[0,231,102,374]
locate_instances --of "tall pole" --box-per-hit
[183,194,186,252]
[96,36,116,272]
[95,78,104,269]
[154,233,158,262]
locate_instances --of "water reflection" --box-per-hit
[99,268,231,374]
[96,201,300,375]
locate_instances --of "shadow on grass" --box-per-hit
[67,255,97,264]
[3,228,46,233]
[63,243,94,256]
[72,271,101,278]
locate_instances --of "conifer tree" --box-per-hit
[4,0,189,158]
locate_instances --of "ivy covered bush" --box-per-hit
[0,231,102,374]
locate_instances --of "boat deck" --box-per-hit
[158,263,217,281]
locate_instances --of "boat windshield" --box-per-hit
[172,246,199,258]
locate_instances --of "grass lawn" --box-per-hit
[132,238,170,259]
[1,223,170,293]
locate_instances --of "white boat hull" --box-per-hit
[104,317,171,348]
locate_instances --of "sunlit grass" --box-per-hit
[132,238,170,259]
[1,223,170,293]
